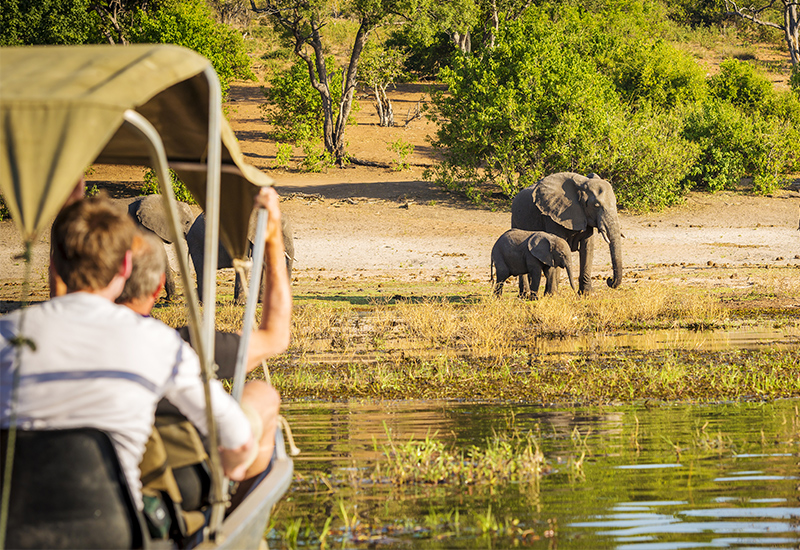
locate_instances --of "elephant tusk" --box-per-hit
[600,230,611,244]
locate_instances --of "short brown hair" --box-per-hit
[116,230,167,304]
[51,197,137,292]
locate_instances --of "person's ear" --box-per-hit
[120,249,133,280]
[152,273,166,301]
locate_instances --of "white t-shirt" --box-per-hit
[0,292,251,508]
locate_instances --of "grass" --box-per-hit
[132,267,800,404]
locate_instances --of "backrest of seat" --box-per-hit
[0,428,148,549]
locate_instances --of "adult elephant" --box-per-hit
[511,172,622,294]
[187,212,294,304]
[115,195,197,301]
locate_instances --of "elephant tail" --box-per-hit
[490,257,495,284]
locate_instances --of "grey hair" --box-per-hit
[116,230,167,304]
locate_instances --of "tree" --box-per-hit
[0,0,97,45]
[358,41,408,126]
[724,0,800,66]
[249,0,404,164]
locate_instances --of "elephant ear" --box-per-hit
[533,172,588,231]
[527,234,555,267]
[135,195,173,243]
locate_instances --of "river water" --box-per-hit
[268,399,800,549]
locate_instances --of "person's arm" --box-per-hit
[246,187,292,370]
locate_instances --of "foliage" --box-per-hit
[665,0,726,28]
[389,139,414,171]
[604,39,709,109]
[428,5,700,210]
[791,64,800,96]
[385,27,456,78]
[273,143,294,170]
[128,0,254,96]
[601,108,699,211]
[709,59,776,114]
[681,99,795,194]
[0,0,98,45]
[299,142,336,173]
[359,41,409,126]
[0,195,9,222]
[140,168,196,204]
[262,56,346,143]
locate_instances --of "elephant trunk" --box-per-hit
[600,211,623,289]
[565,261,577,292]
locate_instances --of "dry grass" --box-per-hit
[278,282,731,363]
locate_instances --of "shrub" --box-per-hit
[128,0,253,97]
[601,108,699,211]
[262,56,347,143]
[273,143,294,170]
[681,100,795,194]
[606,39,708,108]
[389,139,414,171]
[790,65,800,97]
[0,0,97,46]
[428,5,700,210]
[709,59,776,115]
[0,194,10,221]
[141,168,196,204]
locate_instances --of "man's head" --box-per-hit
[116,230,167,310]
[51,197,137,293]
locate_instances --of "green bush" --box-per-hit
[709,59,776,114]
[129,0,254,97]
[273,143,294,170]
[141,168,196,204]
[428,5,699,210]
[790,65,800,97]
[681,100,795,194]
[606,39,708,108]
[600,108,699,211]
[0,0,97,46]
[666,0,726,27]
[262,56,345,143]
[0,194,10,221]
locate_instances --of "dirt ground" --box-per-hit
[2,76,800,304]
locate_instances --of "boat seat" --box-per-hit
[0,427,150,549]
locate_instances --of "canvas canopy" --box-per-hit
[0,44,272,260]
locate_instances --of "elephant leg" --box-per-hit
[578,234,594,294]
[494,276,507,297]
[494,265,510,297]
[543,266,560,296]
[518,275,532,298]
[527,266,542,300]
[163,266,177,301]
[233,269,248,305]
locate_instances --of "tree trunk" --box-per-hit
[725,0,799,67]
[374,84,394,127]
[453,31,471,54]
[785,2,799,66]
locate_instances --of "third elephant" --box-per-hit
[187,212,294,304]
[511,172,623,294]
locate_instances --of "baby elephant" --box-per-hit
[491,229,576,298]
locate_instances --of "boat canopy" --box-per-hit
[0,43,271,260]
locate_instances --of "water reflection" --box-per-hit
[271,400,800,549]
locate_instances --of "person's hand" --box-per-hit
[254,187,282,245]
[219,437,257,481]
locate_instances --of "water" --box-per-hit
[269,400,800,549]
